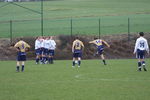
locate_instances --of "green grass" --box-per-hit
[0,0,150,37]
[0,59,150,100]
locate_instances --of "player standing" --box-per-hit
[72,37,84,68]
[134,32,149,71]
[14,38,30,72]
[35,36,42,64]
[48,36,56,64]
[89,37,110,65]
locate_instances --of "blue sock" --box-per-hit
[21,65,24,72]
[16,66,19,72]
[36,58,39,63]
[73,61,75,66]
[142,61,145,65]
[138,62,142,68]
[48,57,51,63]
[51,57,53,63]
[78,61,81,66]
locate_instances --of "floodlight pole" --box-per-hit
[41,0,44,36]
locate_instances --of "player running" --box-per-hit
[72,37,84,68]
[134,32,149,71]
[89,37,110,65]
[14,38,30,72]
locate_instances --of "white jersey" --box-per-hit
[35,39,41,50]
[44,40,51,49]
[40,39,45,48]
[134,37,149,53]
[49,40,56,50]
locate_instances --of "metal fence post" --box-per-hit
[70,18,73,38]
[10,20,12,44]
[99,18,101,39]
[128,18,130,41]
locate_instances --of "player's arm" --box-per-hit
[133,40,138,54]
[14,42,20,51]
[102,40,110,48]
[72,42,75,53]
[25,43,31,52]
[145,40,149,54]
[89,40,95,44]
[81,41,84,51]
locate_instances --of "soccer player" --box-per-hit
[89,37,110,65]
[48,36,56,64]
[72,37,84,67]
[40,36,46,64]
[35,36,42,64]
[44,37,51,64]
[14,38,30,72]
[133,32,149,71]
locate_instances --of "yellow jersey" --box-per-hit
[14,40,30,52]
[72,39,84,50]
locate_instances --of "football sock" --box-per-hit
[138,62,142,71]
[138,62,142,67]
[73,61,75,66]
[103,60,106,65]
[36,58,39,63]
[142,61,145,65]
[48,57,51,63]
[78,61,81,66]
[51,58,54,64]
[142,61,147,71]
[16,66,19,72]
[21,65,24,72]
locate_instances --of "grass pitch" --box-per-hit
[0,59,150,100]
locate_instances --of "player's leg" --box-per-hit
[21,61,25,72]
[78,57,81,67]
[72,57,76,67]
[16,61,20,72]
[140,51,147,71]
[50,50,54,64]
[137,59,142,71]
[141,59,147,71]
[35,49,40,64]
[100,54,106,65]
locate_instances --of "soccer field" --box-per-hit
[0,59,150,100]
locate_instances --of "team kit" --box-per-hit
[14,32,149,72]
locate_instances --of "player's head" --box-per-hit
[50,36,53,39]
[19,37,23,41]
[139,32,144,36]
[75,36,79,40]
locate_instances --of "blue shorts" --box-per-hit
[41,48,45,55]
[97,46,104,55]
[35,48,42,55]
[136,49,145,59]
[17,52,26,61]
[44,48,49,55]
[73,50,82,58]
[49,50,55,56]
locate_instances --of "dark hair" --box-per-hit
[19,37,23,40]
[75,36,79,39]
[139,32,144,36]
[94,37,98,40]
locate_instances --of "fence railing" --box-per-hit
[0,17,150,41]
